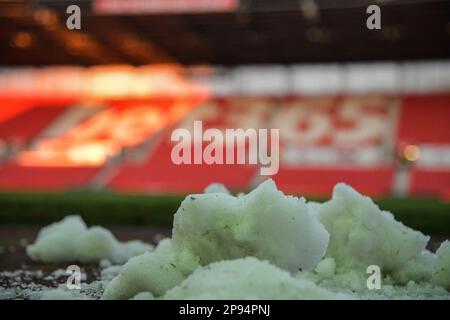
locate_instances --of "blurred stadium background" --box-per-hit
[0,0,449,234]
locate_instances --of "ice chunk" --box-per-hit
[164,257,345,299]
[27,215,152,264]
[102,239,199,300]
[172,179,329,272]
[318,183,429,272]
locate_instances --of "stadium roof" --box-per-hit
[1,0,449,66]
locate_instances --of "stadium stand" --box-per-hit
[0,164,100,191]
[107,97,267,193]
[108,139,257,193]
[0,106,68,144]
[0,92,449,197]
[396,94,450,197]
[272,165,394,197]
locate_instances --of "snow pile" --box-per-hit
[26,216,152,264]
[103,180,330,299]
[163,257,343,300]
[302,183,449,293]
[317,183,429,272]
[391,250,437,285]
[102,180,450,299]
[16,179,450,300]
[172,179,329,273]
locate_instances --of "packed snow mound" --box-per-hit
[317,183,429,272]
[433,241,450,290]
[163,257,345,300]
[102,239,199,300]
[27,216,152,264]
[103,179,329,299]
[172,179,329,272]
[391,250,437,285]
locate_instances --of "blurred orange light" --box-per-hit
[34,9,58,29]
[403,145,421,161]
[66,33,91,52]
[11,32,33,48]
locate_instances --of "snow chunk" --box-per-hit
[27,216,87,263]
[164,257,345,299]
[172,179,329,272]
[102,239,199,300]
[318,183,429,272]
[315,257,336,279]
[433,240,450,290]
[27,215,152,264]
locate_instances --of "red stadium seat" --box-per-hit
[397,94,450,144]
[108,140,257,194]
[272,165,394,198]
[0,106,67,143]
[410,168,450,197]
[0,164,100,191]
